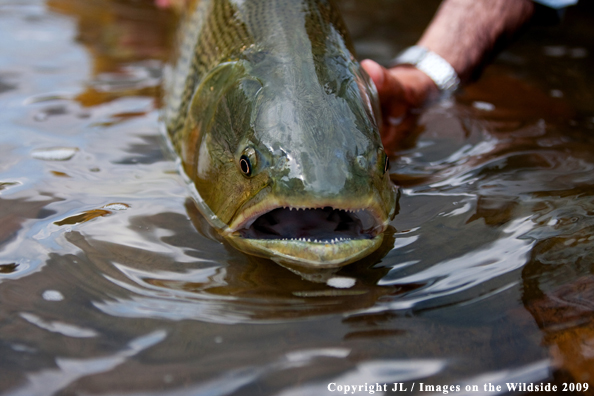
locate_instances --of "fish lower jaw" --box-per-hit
[225,234,384,268]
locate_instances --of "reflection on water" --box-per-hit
[1,0,594,394]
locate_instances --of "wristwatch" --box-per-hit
[391,46,460,97]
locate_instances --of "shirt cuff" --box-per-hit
[532,0,578,9]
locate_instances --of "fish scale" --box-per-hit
[165,0,351,143]
[165,0,253,146]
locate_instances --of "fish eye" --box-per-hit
[239,147,257,177]
[240,155,252,176]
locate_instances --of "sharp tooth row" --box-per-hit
[280,207,364,213]
[278,237,352,243]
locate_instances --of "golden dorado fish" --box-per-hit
[164,0,398,268]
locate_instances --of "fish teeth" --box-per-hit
[277,237,357,244]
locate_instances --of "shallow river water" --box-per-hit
[1,0,594,395]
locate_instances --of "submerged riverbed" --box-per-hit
[1,0,594,394]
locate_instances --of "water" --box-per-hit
[1,0,594,394]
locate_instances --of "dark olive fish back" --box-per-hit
[164,0,251,143]
[164,0,354,147]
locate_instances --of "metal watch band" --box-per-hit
[391,46,460,96]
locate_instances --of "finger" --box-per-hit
[361,59,405,102]
[155,0,171,8]
[155,0,188,9]
[361,59,385,92]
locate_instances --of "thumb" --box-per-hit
[361,59,385,92]
[361,59,405,102]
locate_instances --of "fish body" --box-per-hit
[164,0,398,268]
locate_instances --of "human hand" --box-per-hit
[155,0,188,10]
[361,59,439,151]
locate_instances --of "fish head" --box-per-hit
[184,57,398,268]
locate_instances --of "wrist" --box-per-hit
[391,45,460,100]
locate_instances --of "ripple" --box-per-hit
[6,330,167,396]
[277,359,447,396]
[19,312,98,338]
[0,263,19,273]
[326,276,356,289]
[102,203,129,211]
[42,289,64,301]
[30,146,78,161]
[376,217,535,311]
[53,209,112,226]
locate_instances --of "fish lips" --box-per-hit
[224,202,389,268]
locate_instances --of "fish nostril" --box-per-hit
[384,155,390,174]
[356,155,367,169]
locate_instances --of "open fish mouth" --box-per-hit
[224,203,387,268]
[239,206,380,242]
